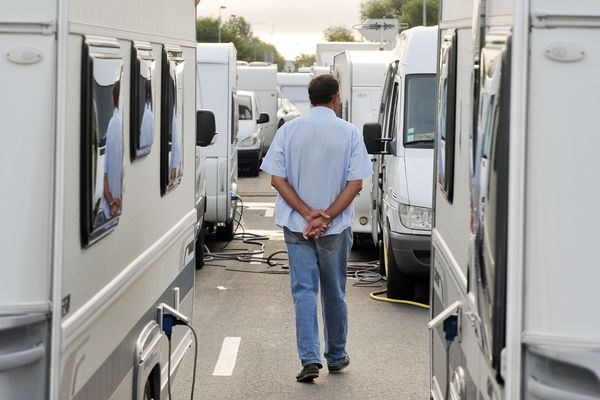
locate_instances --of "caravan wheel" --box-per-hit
[386,239,416,300]
[144,380,154,400]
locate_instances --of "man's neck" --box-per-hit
[315,102,336,111]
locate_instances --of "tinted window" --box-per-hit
[404,75,435,145]
[437,31,458,201]
[238,96,253,120]
[160,46,184,195]
[130,42,156,159]
[80,37,124,247]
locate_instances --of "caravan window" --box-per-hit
[80,37,124,247]
[437,31,458,201]
[404,74,435,146]
[231,93,239,144]
[160,46,184,195]
[474,39,511,376]
[130,42,156,160]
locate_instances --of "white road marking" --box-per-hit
[212,337,242,376]
[250,261,261,265]
[243,202,275,218]
[217,286,227,290]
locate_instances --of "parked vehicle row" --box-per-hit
[428,1,600,399]
[0,1,220,398]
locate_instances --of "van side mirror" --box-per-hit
[363,123,385,154]
[196,110,217,147]
[257,112,270,124]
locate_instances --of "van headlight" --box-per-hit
[399,204,432,231]
[239,134,258,147]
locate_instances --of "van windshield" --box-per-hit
[404,74,435,146]
[238,95,253,120]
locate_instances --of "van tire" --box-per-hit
[195,227,205,270]
[250,157,260,177]
[386,240,415,300]
[216,219,235,241]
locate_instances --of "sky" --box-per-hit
[197,0,365,60]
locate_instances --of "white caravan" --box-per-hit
[277,72,312,115]
[196,43,239,240]
[237,64,278,152]
[311,65,331,77]
[363,26,438,300]
[0,0,204,399]
[333,50,392,244]
[430,0,600,399]
[316,41,385,67]
[236,90,271,176]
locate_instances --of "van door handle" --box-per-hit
[0,344,45,373]
[528,379,600,400]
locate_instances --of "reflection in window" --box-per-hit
[437,32,457,201]
[160,46,184,195]
[238,95,253,120]
[81,37,124,247]
[131,42,156,159]
[404,75,436,145]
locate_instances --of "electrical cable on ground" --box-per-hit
[203,194,429,309]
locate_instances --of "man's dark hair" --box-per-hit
[308,74,339,106]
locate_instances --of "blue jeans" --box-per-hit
[283,227,353,367]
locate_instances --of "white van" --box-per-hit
[237,64,278,153]
[0,0,202,398]
[429,1,600,399]
[316,41,385,67]
[196,43,239,240]
[334,50,392,244]
[237,90,270,176]
[277,72,312,115]
[363,26,438,300]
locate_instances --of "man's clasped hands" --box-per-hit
[302,210,332,240]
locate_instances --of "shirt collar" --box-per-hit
[309,106,336,115]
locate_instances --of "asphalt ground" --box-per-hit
[172,171,429,400]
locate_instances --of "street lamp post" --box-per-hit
[422,0,427,26]
[218,5,226,43]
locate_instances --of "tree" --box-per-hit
[294,53,316,68]
[196,15,286,70]
[361,0,438,28]
[361,0,404,19]
[399,0,439,26]
[323,26,355,42]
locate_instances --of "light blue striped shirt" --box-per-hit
[260,106,373,235]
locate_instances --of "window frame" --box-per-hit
[130,41,156,161]
[160,45,185,196]
[80,36,124,248]
[436,31,458,202]
[402,73,436,149]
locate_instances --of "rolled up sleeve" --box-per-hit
[346,128,373,181]
[260,129,287,178]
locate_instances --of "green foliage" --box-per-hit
[361,0,438,27]
[196,15,285,71]
[399,0,439,26]
[294,53,316,68]
[361,0,404,19]
[323,26,356,42]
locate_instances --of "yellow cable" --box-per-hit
[369,288,431,310]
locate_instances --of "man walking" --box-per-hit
[260,75,372,382]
